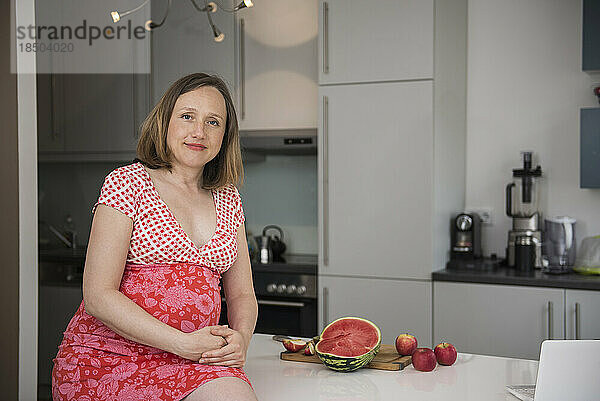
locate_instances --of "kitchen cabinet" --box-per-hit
[318,0,467,280]
[566,289,600,340]
[583,0,600,71]
[62,74,139,153]
[318,81,433,280]
[37,74,149,157]
[318,0,433,85]
[236,0,318,130]
[35,0,151,160]
[37,74,65,153]
[433,282,564,360]
[580,108,600,188]
[38,285,82,394]
[320,276,432,347]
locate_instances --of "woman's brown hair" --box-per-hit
[136,73,243,189]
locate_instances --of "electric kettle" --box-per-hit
[543,216,576,274]
[261,225,287,261]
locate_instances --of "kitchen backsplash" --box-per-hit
[39,154,318,254]
[240,154,317,255]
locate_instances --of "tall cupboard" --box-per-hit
[318,0,468,343]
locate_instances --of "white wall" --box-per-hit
[466,0,600,257]
[15,0,39,397]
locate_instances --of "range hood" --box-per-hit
[239,128,317,155]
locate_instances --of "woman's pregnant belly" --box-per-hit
[119,263,222,333]
[59,262,222,356]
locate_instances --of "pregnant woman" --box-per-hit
[52,73,258,401]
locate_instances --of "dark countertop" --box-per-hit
[40,247,317,275]
[432,266,600,291]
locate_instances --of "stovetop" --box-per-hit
[251,254,317,275]
[251,254,317,299]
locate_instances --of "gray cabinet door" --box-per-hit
[318,81,433,279]
[566,289,600,340]
[237,0,318,130]
[38,285,82,388]
[37,74,65,152]
[34,0,150,156]
[434,282,564,360]
[62,74,138,153]
[320,276,432,347]
[318,0,433,85]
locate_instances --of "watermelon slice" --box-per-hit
[315,317,381,372]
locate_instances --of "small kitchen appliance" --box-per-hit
[446,212,500,270]
[450,212,482,259]
[543,216,576,274]
[506,151,543,269]
[259,225,287,262]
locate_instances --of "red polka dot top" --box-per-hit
[91,162,245,273]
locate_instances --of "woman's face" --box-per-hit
[166,86,227,171]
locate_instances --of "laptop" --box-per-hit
[506,340,600,401]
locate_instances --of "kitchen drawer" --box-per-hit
[434,281,564,360]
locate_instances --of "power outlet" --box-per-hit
[472,208,493,225]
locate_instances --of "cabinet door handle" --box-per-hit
[322,2,329,73]
[50,74,59,141]
[258,300,305,308]
[547,301,553,340]
[322,286,329,329]
[239,18,246,120]
[322,96,329,267]
[575,302,581,340]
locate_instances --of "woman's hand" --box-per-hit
[198,326,250,368]
[173,325,229,361]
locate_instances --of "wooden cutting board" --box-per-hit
[280,344,411,371]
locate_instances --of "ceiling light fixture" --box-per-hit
[110,0,150,23]
[110,0,253,41]
[145,0,172,31]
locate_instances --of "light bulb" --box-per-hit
[111,11,121,23]
[233,0,253,11]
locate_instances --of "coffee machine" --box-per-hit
[450,213,482,259]
[506,151,543,268]
[447,212,499,270]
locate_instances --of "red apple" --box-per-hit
[303,341,315,356]
[434,342,457,366]
[411,348,437,372]
[395,333,418,356]
[282,339,307,352]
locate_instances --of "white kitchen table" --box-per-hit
[244,334,538,401]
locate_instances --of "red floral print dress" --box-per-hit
[52,162,251,401]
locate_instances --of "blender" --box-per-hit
[506,151,543,269]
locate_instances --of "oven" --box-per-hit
[220,256,317,338]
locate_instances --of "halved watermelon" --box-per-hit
[315,317,381,372]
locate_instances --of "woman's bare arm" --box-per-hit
[221,222,258,341]
[201,222,258,366]
[82,204,226,360]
